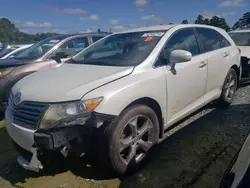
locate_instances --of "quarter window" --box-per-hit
[196,28,221,52]
[217,33,231,48]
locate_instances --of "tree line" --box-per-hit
[0,12,249,44]
[0,18,58,44]
[182,12,250,32]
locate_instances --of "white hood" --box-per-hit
[238,46,250,58]
[12,63,133,103]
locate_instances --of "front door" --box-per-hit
[161,28,207,125]
[47,36,90,62]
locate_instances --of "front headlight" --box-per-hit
[39,97,103,129]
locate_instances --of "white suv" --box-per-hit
[229,29,250,81]
[5,24,241,174]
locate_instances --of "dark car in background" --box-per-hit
[220,133,250,188]
[0,44,33,59]
[0,32,108,105]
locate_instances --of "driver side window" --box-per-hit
[155,28,200,67]
[49,37,89,58]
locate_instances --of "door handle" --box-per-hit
[224,53,229,58]
[199,61,207,68]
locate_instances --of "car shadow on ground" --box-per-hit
[0,104,250,188]
[0,105,5,121]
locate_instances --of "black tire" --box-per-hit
[219,68,238,107]
[97,105,160,174]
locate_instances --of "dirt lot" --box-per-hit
[0,85,250,188]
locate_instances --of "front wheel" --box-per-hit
[98,105,160,174]
[219,68,238,107]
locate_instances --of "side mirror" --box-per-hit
[169,50,192,64]
[51,52,68,63]
[55,51,68,59]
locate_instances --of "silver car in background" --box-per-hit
[0,44,33,59]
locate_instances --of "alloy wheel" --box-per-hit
[224,72,237,102]
[119,115,155,165]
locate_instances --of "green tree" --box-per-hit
[232,21,240,30]
[181,20,188,24]
[0,18,58,43]
[240,12,250,28]
[194,15,230,31]
[195,15,205,24]
[232,12,250,30]
[209,16,230,31]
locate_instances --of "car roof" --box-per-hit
[114,24,226,34]
[229,28,250,33]
[36,32,109,43]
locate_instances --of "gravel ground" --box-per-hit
[0,85,250,188]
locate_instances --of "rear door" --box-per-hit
[195,28,230,100]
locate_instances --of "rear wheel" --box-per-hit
[98,105,160,174]
[219,68,238,107]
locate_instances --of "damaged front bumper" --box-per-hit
[9,112,116,172]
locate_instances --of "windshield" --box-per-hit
[70,31,166,66]
[15,35,66,60]
[229,32,250,46]
[0,47,17,58]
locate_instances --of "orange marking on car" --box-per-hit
[172,100,179,111]
[144,36,153,42]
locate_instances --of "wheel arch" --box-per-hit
[124,97,164,138]
[231,64,240,88]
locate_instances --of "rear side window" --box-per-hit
[217,32,231,48]
[92,36,104,43]
[196,28,221,52]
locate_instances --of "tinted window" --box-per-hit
[92,36,104,43]
[217,32,231,48]
[0,48,15,58]
[196,28,220,52]
[164,28,200,58]
[229,32,250,46]
[10,48,27,57]
[50,37,89,57]
[15,35,67,60]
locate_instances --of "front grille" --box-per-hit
[8,92,49,130]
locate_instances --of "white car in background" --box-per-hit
[6,24,241,174]
[0,44,33,59]
[229,29,250,81]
